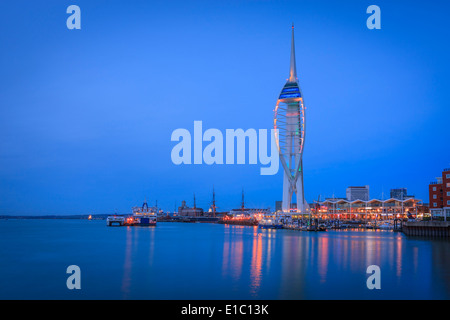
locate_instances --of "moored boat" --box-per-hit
[379,222,393,230]
[106,215,125,226]
[258,215,283,229]
[131,199,157,226]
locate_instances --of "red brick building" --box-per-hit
[429,168,450,219]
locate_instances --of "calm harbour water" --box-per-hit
[0,219,449,300]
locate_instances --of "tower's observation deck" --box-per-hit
[278,83,302,100]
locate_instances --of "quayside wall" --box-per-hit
[402,221,450,238]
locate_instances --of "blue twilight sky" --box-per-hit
[0,0,449,215]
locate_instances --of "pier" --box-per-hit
[402,221,450,238]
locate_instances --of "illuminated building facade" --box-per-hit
[274,25,308,213]
[429,168,450,220]
[229,208,271,217]
[315,198,423,220]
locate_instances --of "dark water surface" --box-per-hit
[1,219,449,299]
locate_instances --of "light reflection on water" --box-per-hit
[0,220,449,299]
[249,228,262,297]
[121,226,132,298]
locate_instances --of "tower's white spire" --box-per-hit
[288,23,297,83]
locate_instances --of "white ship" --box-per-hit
[131,199,157,226]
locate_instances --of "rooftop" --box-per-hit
[319,197,421,205]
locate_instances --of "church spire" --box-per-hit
[288,23,297,83]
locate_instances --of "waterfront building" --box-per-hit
[429,168,450,219]
[275,201,282,212]
[274,24,308,213]
[276,200,296,212]
[178,199,204,217]
[228,208,271,217]
[314,197,422,220]
[346,186,370,201]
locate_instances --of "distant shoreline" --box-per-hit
[0,214,109,220]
